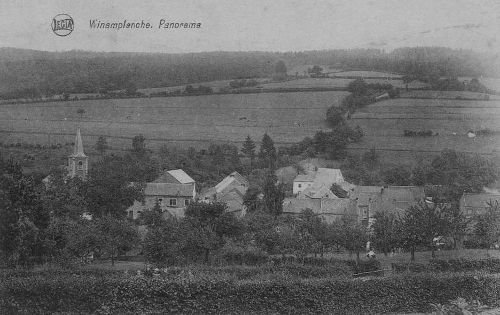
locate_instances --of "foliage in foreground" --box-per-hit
[1,271,500,314]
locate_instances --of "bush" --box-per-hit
[2,272,500,314]
[347,259,382,276]
[221,245,269,265]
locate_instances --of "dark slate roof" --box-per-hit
[283,198,355,216]
[351,186,425,215]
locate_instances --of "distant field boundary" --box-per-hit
[347,146,493,156]
[0,129,495,157]
[398,96,491,101]
[1,86,454,107]
[330,75,402,80]
[0,87,350,106]
[3,87,493,107]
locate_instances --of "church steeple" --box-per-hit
[68,129,88,180]
[72,128,86,157]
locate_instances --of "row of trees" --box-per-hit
[144,194,500,267]
[340,148,498,202]
[143,202,369,266]
[372,199,500,260]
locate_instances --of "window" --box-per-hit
[185,199,190,206]
[77,160,83,170]
[169,198,177,206]
[158,198,163,204]
[298,184,302,188]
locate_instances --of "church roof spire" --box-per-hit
[71,128,86,157]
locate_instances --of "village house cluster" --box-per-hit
[52,130,500,232]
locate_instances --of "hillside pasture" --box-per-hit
[0,91,348,150]
[348,96,500,164]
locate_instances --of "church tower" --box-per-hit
[68,129,88,180]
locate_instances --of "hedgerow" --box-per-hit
[392,258,500,273]
[1,272,500,314]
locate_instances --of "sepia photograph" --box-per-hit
[1,0,500,313]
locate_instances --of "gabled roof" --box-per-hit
[293,168,345,186]
[217,188,246,212]
[69,129,86,158]
[297,185,338,199]
[153,169,195,184]
[214,171,248,193]
[460,193,500,209]
[144,182,194,197]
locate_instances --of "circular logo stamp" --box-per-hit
[51,14,74,36]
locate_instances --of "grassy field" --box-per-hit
[348,95,500,164]
[0,91,348,150]
[2,87,500,168]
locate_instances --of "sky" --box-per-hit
[0,0,499,53]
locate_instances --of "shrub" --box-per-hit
[392,258,500,273]
[346,259,383,276]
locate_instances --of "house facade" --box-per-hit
[127,169,196,220]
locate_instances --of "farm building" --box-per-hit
[350,186,426,225]
[126,169,196,220]
[200,171,249,217]
[459,193,500,218]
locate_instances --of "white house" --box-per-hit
[292,168,348,195]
